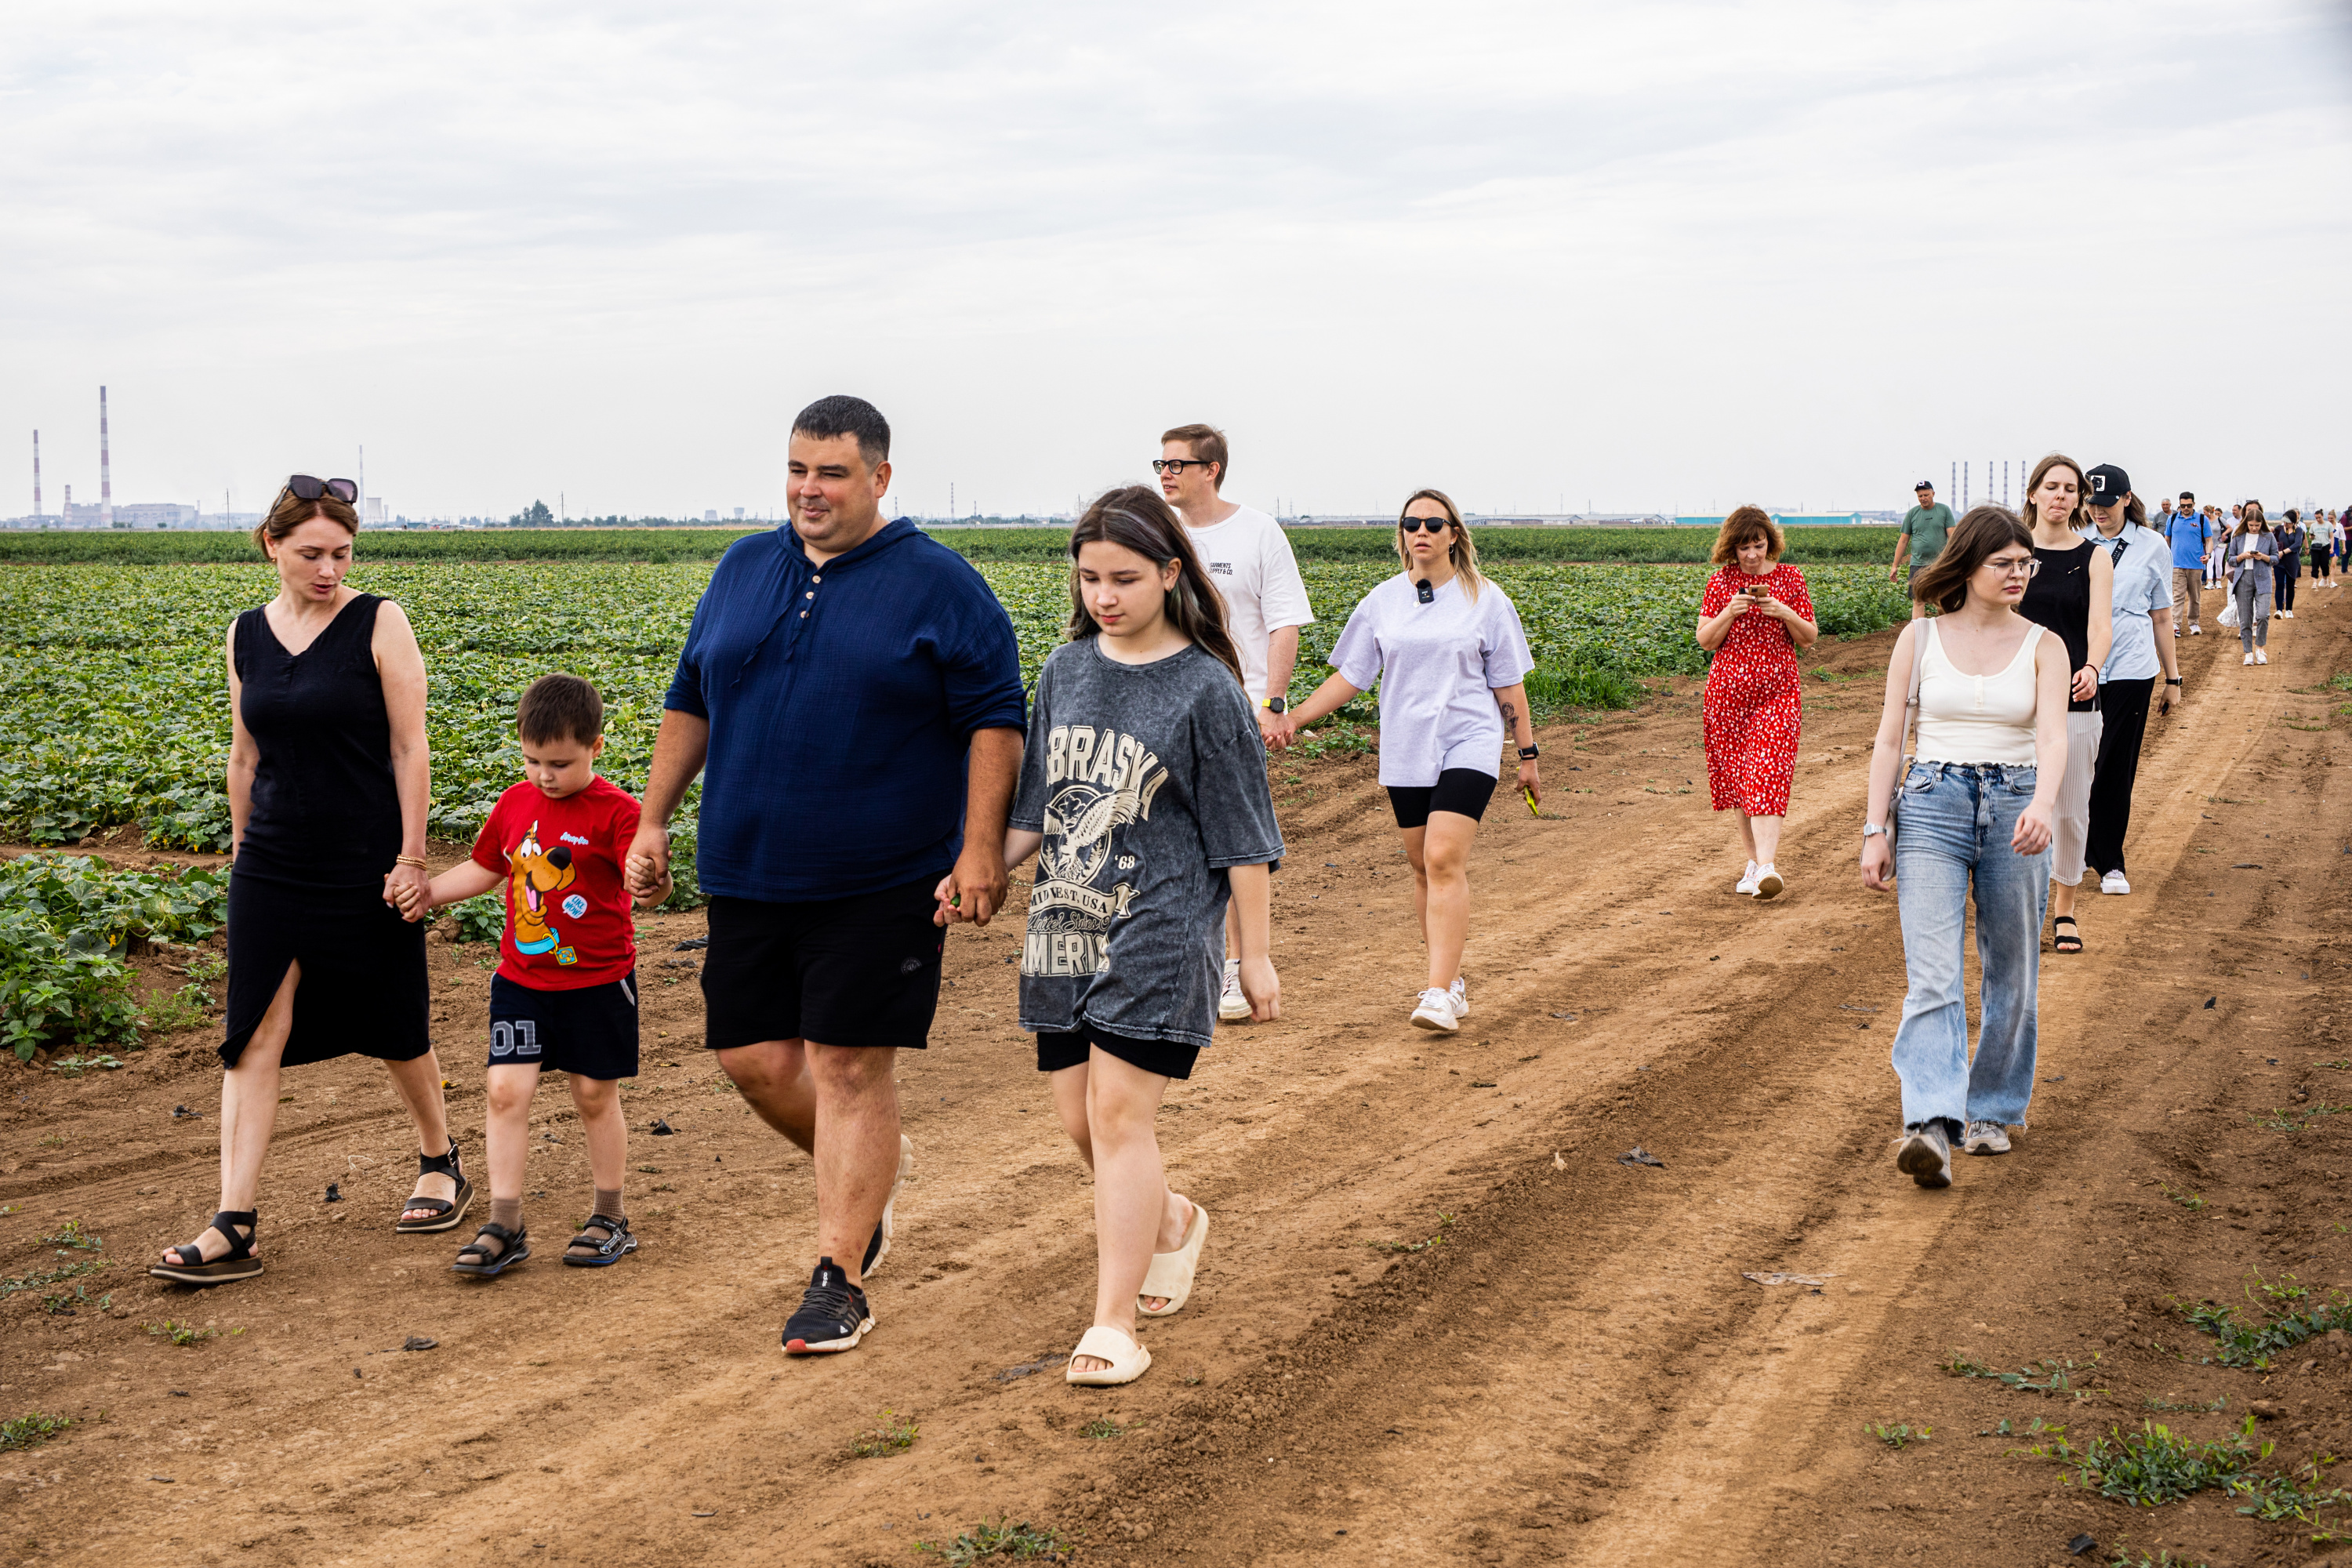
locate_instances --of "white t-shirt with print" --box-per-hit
[1181,504,1316,705]
[1330,572,1536,788]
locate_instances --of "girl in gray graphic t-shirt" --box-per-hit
[981,485,1283,1389]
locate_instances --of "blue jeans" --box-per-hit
[1889,762,2051,1131]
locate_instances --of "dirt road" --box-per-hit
[6,586,2350,1568]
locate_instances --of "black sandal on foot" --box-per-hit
[2052,915,2083,954]
[396,1139,475,1234]
[148,1210,262,1285]
[561,1213,639,1269]
[452,1222,528,1277]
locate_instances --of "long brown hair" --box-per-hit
[1395,488,1484,601]
[254,485,358,554]
[2239,500,2267,532]
[1065,485,1243,684]
[2024,453,2088,534]
[1911,505,2034,613]
[1709,505,1784,566]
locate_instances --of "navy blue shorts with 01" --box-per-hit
[699,880,946,1052]
[1036,1022,1201,1082]
[487,971,640,1080]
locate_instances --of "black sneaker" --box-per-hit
[782,1258,873,1355]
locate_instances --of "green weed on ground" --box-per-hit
[144,1319,223,1346]
[1866,1421,1931,1449]
[0,1413,74,1453]
[2160,1183,2207,1210]
[2021,1416,2352,1529]
[2176,1279,2350,1369]
[1944,1352,2103,1399]
[847,1407,918,1458]
[1367,1214,1452,1255]
[38,1219,101,1250]
[2251,1102,2350,1131]
[916,1516,1074,1564]
[46,1052,125,1075]
[0,1259,104,1298]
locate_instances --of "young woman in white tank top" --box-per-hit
[1860,506,2071,1190]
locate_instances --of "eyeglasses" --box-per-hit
[285,474,358,504]
[1399,517,1453,533]
[1984,557,2042,578]
[1151,459,1211,475]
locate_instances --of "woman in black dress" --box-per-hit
[151,477,469,1285]
[2016,453,2112,956]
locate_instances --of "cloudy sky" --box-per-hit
[5,1,2348,522]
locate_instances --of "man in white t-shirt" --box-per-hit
[1156,422,1316,1022]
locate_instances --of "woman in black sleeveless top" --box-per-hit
[151,478,470,1287]
[2016,454,2112,958]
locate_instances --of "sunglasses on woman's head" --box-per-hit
[285,474,358,504]
[1399,517,1451,533]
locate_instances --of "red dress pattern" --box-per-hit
[1700,564,1811,817]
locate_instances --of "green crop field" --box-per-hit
[0,556,1907,859]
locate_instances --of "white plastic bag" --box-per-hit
[2216,594,2240,630]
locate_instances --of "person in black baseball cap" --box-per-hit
[2078,463,2178,895]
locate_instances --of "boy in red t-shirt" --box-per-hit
[402,673,668,1277]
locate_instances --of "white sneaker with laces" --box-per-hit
[2256,648,2268,665]
[2099,869,2130,895]
[1752,864,1784,900]
[2244,652,2256,665]
[1962,1120,2011,1156]
[1218,959,1249,1022]
[2189,624,2201,635]
[1410,987,1461,1034]
[1735,860,1760,896]
[1448,975,1470,1018]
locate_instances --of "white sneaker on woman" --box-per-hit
[1219,960,1249,1022]
[1448,976,1470,1018]
[1735,860,1760,896]
[1410,987,1461,1033]
[2256,648,2268,665]
[1752,865,1784,900]
[2244,652,2256,665]
[2099,870,2131,895]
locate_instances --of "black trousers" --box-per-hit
[2278,571,2299,612]
[2085,676,2154,877]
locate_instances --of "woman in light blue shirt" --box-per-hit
[2077,466,2179,893]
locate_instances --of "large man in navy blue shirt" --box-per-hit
[626,395,1026,1356]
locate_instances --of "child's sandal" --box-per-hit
[397,1139,475,1233]
[148,1209,262,1285]
[562,1213,638,1268]
[452,1222,528,1277]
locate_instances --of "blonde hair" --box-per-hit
[1395,488,1483,601]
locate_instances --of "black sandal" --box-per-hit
[396,1139,475,1234]
[452,1221,528,1277]
[149,1210,262,1285]
[562,1213,638,1269]
[2052,915,2083,954]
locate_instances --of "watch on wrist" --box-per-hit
[1518,745,1540,760]
[1861,823,1889,840]
[1261,696,1287,714]
[2165,678,2182,686]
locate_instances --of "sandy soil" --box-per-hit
[5,585,2350,1568]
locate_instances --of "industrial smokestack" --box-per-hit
[31,430,40,518]
[99,387,113,528]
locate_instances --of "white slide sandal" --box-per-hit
[1065,1324,1152,1387]
[1137,1200,1208,1317]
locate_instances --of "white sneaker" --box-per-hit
[2245,652,2256,665]
[1218,960,1250,1022]
[2282,610,2295,619]
[2189,624,2201,635]
[1448,975,1470,1018]
[1735,860,1760,896]
[1893,1123,1952,1189]
[2256,648,2268,665]
[2099,869,2131,895]
[1410,987,1461,1034]
[1962,1120,2012,1156]
[1752,864,1784,900]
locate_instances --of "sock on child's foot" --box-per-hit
[593,1187,624,1223]
[491,1197,524,1236]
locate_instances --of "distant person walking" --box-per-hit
[2274,510,2305,619]
[2227,503,2279,666]
[625,396,1028,1357]
[1695,506,1820,898]
[152,477,459,1286]
[1861,506,2070,1186]
[1286,490,1538,1035]
[1890,482,1955,618]
[2078,465,2177,896]
[2165,490,2211,635]
[1155,423,1315,1023]
[2014,454,2111,956]
[2310,510,2338,585]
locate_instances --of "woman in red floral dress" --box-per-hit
[1694,506,1818,898]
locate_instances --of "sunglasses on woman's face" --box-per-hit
[1399,517,1451,533]
[286,474,358,504]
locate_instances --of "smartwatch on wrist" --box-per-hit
[1518,745,1540,760]
[2165,677,2182,686]
[1261,696,1287,714]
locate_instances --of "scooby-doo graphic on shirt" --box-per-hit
[507,820,579,960]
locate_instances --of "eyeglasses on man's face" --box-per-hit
[1152,459,1210,475]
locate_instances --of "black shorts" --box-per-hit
[1387,768,1498,829]
[700,880,945,1052]
[488,971,639,1080]
[1036,1023,1200,1082]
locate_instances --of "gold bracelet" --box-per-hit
[394,855,427,869]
